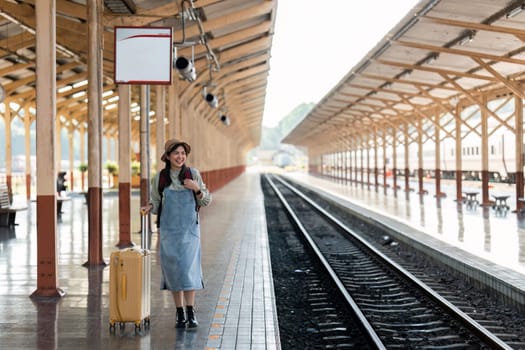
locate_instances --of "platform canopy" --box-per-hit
[0,0,276,149]
[283,0,525,153]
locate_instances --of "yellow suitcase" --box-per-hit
[109,212,151,333]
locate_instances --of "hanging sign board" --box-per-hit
[114,27,172,84]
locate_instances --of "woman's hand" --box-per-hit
[141,203,153,214]
[183,179,200,192]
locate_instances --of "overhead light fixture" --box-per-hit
[202,86,218,108]
[205,93,218,108]
[458,31,475,46]
[201,66,220,109]
[72,91,86,99]
[72,80,88,88]
[174,56,196,82]
[506,4,525,18]
[219,114,230,126]
[58,85,72,93]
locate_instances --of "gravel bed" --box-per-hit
[263,176,525,349]
[263,179,371,349]
[292,181,525,346]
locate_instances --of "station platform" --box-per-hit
[284,171,525,308]
[0,169,280,350]
[3,168,525,349]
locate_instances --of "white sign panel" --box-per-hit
[114,27,172,84]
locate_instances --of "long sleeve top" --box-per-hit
[149,167,212,215]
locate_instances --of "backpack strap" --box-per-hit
[184,167,201,223]
[156,168,170,228]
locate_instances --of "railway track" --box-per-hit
[263,173,516,349]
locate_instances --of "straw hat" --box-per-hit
[161,139,191,162]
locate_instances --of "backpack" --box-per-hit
[156,167,200,227]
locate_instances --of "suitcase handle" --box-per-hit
[140,210,149,250]
[121,273,127,301]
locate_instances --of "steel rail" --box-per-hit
[272,174,513,350]
[265,174,386,350]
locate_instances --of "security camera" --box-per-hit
[174,56,196,82]
[205,93,218,108]
[220,115,230,126]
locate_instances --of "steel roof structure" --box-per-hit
[283,0,525,155]
[0,0,276,150]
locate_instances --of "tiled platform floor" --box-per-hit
[0,169,280,350]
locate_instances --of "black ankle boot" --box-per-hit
[175,307,186,328]
[186,306,198,329]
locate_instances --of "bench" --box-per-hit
[463,191,479,207]
[491,194,510,212]
[0,184,28,227]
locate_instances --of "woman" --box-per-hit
[142,139,212,329]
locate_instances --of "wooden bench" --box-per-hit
[0,184,28,227]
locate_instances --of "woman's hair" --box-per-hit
[162,161,172,187]
[178,164,187,185]
[162,159,187,185]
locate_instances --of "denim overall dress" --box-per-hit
[159,187,203,291]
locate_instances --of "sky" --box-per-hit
[262,0,421,127]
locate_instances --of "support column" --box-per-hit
[353,141,358,184]
[85,0,105,267]
[156,85,166,172]
[366,134,371,187]
[4,99,12,190]
[344,148,348,183]
[515,97,524,211]
[373,128,379,188]
[140,86,151,212]
[341,149,345,182]
[455,103,463,202]
[404,122,410,192]
[382,129,387,189]
[80,125,86,192]
[24,107,32,199]
[435,111,445,197]
[68,127,74,192]
[56,116,62,173]
[348,147,352,184]
[31,0,64,298]
[417,115,426,194]
[117,84,133,248]
[481,96,490,206]
[359,138,364,186]
[168,81,181,139]
[392,127,398,191]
